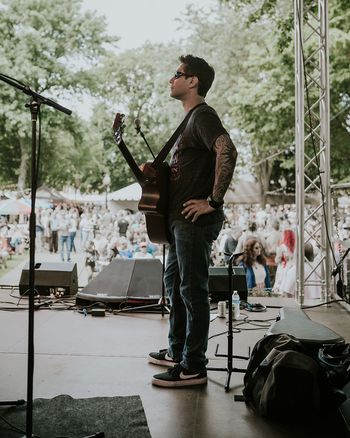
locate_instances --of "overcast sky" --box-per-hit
[66,0,215,118]
[82,0,215,51]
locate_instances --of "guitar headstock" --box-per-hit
[112,112,125,144]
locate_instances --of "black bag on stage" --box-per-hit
[243,333,322,422]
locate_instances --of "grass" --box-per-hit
[0,251,29,280]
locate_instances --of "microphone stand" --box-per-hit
[134,119,156,159]
[0,73,78,437]
[207,252,250,392]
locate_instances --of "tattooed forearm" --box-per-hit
[212,134,237,202]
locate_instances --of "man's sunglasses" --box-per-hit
[173,71,194,79]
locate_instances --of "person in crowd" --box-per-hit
[58,212,71,262]
[223,226,242,263]
[49,211,59,253]
[273,228,295,294]
[35,212,44,250]
[265,220,282,258]
[133,241,154,258]
[241,238,271,292]
[280,242,322,299]
[40,209,51,250]
[9,225,24,254]
[117,215,129,237]
[93,230,109,258]
[0,238,9,268]
[79,213,92,249]
[141,54,237,387]
[69,211,78,253]
[116,237,133,258]
[235,221,265,255]
[264,219,282,285]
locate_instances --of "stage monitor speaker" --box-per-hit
[76,258,163,305]
[19,262,78,296]
[209,266,248,302]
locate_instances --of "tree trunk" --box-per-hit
[17,137,28,192]
[257,160,274,208]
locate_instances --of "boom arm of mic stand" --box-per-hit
[136,128,156,160]
[0,72,72,115]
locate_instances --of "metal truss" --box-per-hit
[294,0,332,304]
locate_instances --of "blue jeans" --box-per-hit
[60,235,71,262]
[165,219,222,373]
[69,231,76,252]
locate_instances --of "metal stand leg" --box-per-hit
[207,255,250,392]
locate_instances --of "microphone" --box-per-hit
[134,118,141,133]
[224,251,245,258]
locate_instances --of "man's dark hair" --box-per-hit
[180,54,215,97]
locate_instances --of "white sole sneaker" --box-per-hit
[152,375,207,387]
[148,351,178,367]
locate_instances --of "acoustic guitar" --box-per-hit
[112,113,171,244]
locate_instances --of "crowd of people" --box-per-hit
[0,200,349,298]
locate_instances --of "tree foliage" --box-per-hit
[0,0,117,191]
[218,0,350,186]
[179,2,296,204]
[0,0,348,198]
[87,43,184,190]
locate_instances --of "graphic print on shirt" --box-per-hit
[170,135,183,181]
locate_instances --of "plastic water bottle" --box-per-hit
[232,290,240,320]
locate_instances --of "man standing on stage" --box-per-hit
[149,55,237,387]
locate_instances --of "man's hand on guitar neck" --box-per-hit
[181,199,215,223]
[140,162,157,179]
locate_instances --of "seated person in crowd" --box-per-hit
[223,226,242,263]
[133,241,153,259]
[240,238,271,293]
[281,242,322,299]
[273,228,295,294]
[235,221,265,254]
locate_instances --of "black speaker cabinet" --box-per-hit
[76,258,163,305]
[19,262,78,296]
[209,266,248,302]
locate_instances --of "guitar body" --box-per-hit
[112,113,171,244]
[138,162,171,244]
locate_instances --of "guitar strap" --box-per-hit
[151,102,206,170]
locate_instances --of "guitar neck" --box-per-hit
[116,139,146,183]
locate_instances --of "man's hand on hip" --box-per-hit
[181,199,215,222]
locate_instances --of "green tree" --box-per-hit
[88,43,184,190]
[181,2,295,205]
[0,0,117,191]
[219,0,350,186]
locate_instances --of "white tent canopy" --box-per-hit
[108,183,141,211]
[108,180,262,212]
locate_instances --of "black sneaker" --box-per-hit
[152,364,207,387]
[148,349,179,367]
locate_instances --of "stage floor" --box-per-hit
[0,285,349,437]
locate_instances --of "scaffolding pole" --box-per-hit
[294,0,332,305]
